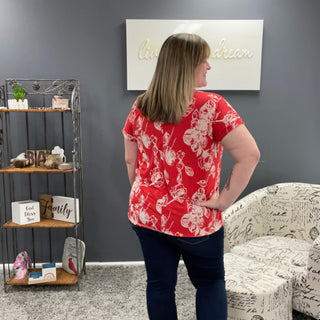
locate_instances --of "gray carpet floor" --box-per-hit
[0,264,316,320]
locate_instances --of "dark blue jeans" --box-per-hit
[132,225,227,320]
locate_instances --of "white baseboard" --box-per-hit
[0,261,145,270]
[85,260,185,266]
[85,261,145,266]
[0,260,185,270]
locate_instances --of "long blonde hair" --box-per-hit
[137,33,210,124]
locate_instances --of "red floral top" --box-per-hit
[123,91,243,237]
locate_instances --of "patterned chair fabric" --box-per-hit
[222,183,320,320]
[224,253,293,320]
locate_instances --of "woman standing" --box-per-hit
[123,33,260,320]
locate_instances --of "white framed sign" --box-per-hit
[126,19,264,91]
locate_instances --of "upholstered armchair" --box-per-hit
[222,183,320,319]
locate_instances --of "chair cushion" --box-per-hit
[230,236,311,290]
[224,253,293,319]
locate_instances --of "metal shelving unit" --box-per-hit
[0,79,84,291]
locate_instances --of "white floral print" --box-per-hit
[123,91,243,237]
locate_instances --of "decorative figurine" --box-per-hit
[44,146,66,169]
[13,251,32,280]
[10,153,29,168]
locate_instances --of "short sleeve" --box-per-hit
[122,101,138,142]
[212,95,244,142]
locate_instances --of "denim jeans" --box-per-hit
[132,225,227,320]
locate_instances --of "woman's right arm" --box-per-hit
[198,124,260,211]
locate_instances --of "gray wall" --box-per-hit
[0,0,319,262]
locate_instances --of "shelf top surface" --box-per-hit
[7,268,78,286]
[0,108,72,112]
[3,218,76,228]
[0,165,73,173]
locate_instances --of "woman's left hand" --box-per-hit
[197,193,223,210]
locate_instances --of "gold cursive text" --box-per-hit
[137,37,254,61]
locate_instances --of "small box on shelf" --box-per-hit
[11,200,40,225]
[52,97,69,109]
[28,263,57,284]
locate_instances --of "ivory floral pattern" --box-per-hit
[123,91,243,237]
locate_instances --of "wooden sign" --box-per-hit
[36,150,50,167]
[39,194,53,219]
[26,150,36,167]
[26,150,50,167]
[52,97,69,109]
[52,196,79,223]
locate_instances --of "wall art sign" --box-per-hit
[126,19,264,91]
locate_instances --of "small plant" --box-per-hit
[13,85,26,102]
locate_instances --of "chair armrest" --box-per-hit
[307,235,320,289]
[222,190,266,252]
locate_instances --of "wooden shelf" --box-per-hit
[0,108,71,113]
[0,165,73,173]
[3,218,75,229]
[7,268,78,286]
